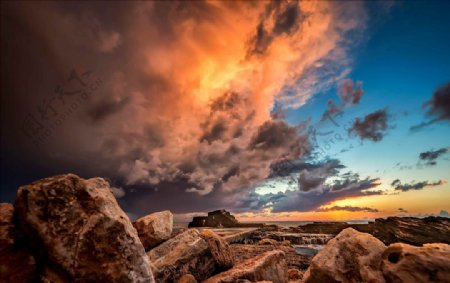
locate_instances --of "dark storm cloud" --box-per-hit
[249,120,308,155]
[425,83,450,121]
[269,176,382,213]
[298,159,345,191]
[316,205,378,213]
[419,147,449,166]
[269,158,344,178]
[391,179,445,192]
[1,0,368,217]
[349,109,389,141]
[86,96,131,122]
[410,82,450,130]
[248,1,302,55]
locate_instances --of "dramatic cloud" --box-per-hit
[1,1,367,214]
[316,205,378,213]
[391,179,445,192]
[411,82,450,130]
[321,79,364,120]
[269,175,382,212]
[349,109,389,141]
[419,147,449,166]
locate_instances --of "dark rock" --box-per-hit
[373,216,450,246]
[147,228,234,282]
[0,203,38,283]
[295,221,374,235]
[188,210,264,228]
[14,174,154,282]
[203,250,288,283]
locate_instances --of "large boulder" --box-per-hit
[373,216,450,246]
[0,203,37,283]
[381,243,450,282]
[147,228,234,282]
[14,174,154,282]
[303,228,386,283]
[203,250,288,283]
[134,210,173,250]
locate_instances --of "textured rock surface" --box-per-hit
[201,229,235,269]
[381,243,450,282]
[0,203,15,248]
[147,228,234,282]
[373,216,450,246]
[134,210,173,250]
[303,228,386,283]
[203,250,288,283]
[177,274,198,283]
[0,203,38,283]
[14,174,153,282]
[230,243,311,271]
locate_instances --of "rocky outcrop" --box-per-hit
[203,250,288,283]
[147,228,234,282]
[188,210,263,228]
[302,228,386,283]
[13,174,153,282]
[0,203,38,283]
[373,216,450,246]
[381,243,450,282]
[292,217,450,246]
[134,210,173,250]
[295,222,374,235]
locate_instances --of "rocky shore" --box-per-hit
[1,174,449,282]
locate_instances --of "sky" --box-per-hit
[1,1,449,222]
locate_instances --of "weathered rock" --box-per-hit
[258,238,279,246]
[303,228,386,283]
[147,228,234,282]
[201,229,235,269]
[381,243,450,282]
[177,274,198,283]
[287,268,303,280]
[0,203,38,283]
[203,250,288,283]
[230,244,311,271]
[0,203,15,249]
[373,216,450,246]
[134,210,173,250]
[14,174,153,282]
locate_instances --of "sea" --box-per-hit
[173,220,370,229]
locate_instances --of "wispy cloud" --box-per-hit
[316,205,378,213]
